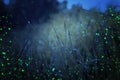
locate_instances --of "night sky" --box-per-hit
[0,0,120,80]
[58,0,120,11]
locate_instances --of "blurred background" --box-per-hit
[0,0,120,80]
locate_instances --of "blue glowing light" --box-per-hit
[3,0,10,5]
